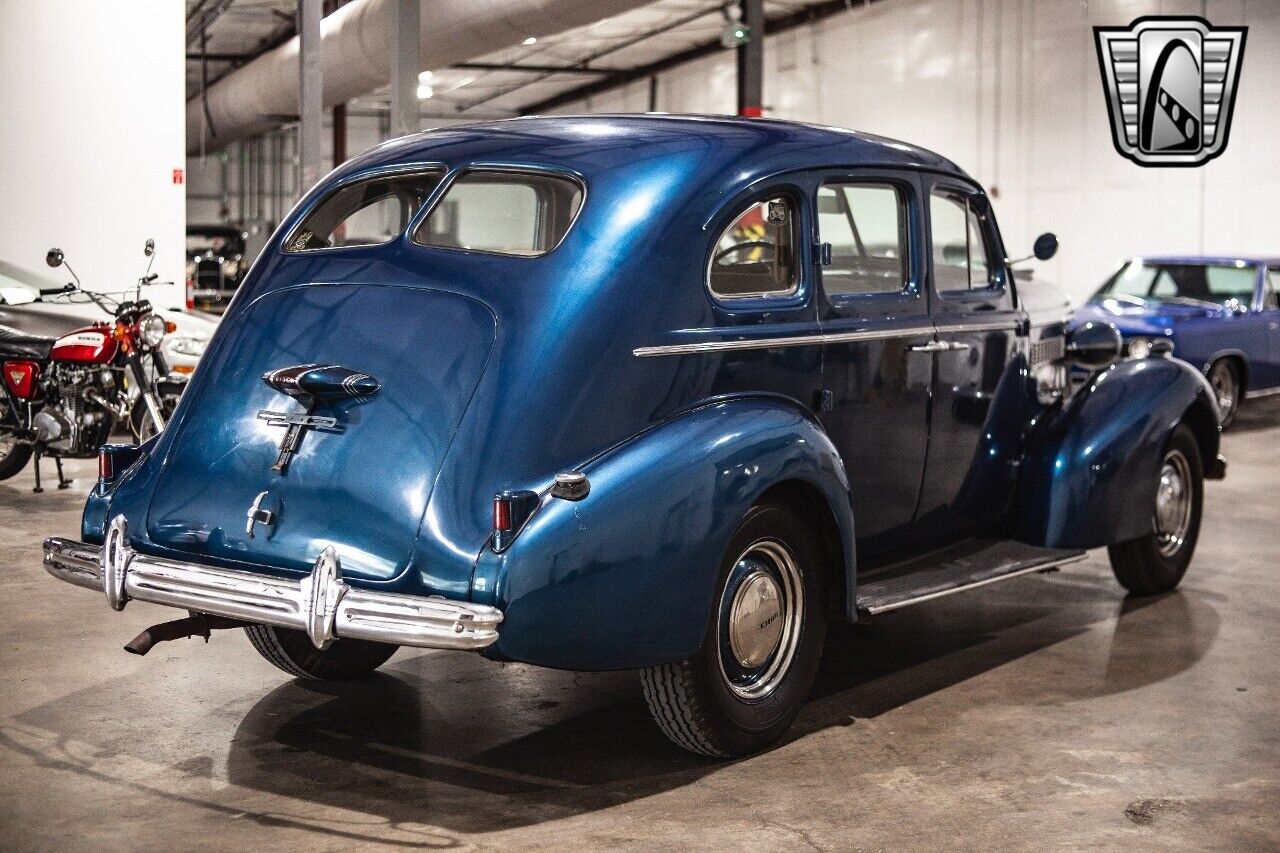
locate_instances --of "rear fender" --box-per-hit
[472,397,853,671]
[1012,357,1220,549]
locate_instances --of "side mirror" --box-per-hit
[46,248,64,268]
[144,238,155,257]
[1067,321,1122,369]
[1033,232,1058,261]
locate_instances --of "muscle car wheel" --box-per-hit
[244,624,398,680]
[1207,359,1240,429]
[1107,424,1203,595]
[0,432,32,481]
[640,504,825,757]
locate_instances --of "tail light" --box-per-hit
[97,444,144,492]
[185,276,195,310]
[2,360,40,400]
[491,490,538,552]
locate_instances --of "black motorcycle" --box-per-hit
[0,240,186,491]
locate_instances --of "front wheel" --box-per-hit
[1107,424,1203,595]
[1207,358,1240,429]
[641,503,826,757]
[245,624,398,680]
[0,432,33,481]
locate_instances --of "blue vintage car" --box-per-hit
[1075,256,1280,427]
[45,116,1225,756]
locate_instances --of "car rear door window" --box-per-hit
[709,197,799,298]
[817,183,907,296]
[286,171,444,251]
[413,170,583,257]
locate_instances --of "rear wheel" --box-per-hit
[244,624,398,680]
[0,432,32,481]
[1107,424,1203,595]
[640,503,826,757]
[1207,358,1240,429]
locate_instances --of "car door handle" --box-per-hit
[908,340,970,353]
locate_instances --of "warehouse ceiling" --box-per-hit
[185,0,846,118]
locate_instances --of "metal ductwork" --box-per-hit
[188,0,646,154]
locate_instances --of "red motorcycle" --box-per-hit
[0,240,184,491]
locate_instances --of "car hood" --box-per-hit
[0,300,103,339]
[1078,298,1228,335]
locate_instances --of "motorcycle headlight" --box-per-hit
[139,314,167,348]
[220,258,241,278]
[167,335,208,357]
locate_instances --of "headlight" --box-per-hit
[220,258,241,278]
[139,314,167,348]
[1125,336,1174,359]
[167,335,208,357]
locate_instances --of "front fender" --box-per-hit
[471,397,853,671]
[1012,357,1219,549]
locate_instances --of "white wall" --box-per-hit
[0,1,186,309]
[551,0,1280,304]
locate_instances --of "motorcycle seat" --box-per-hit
[0,325,54,360]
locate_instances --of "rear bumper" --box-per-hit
[43,516,502,651]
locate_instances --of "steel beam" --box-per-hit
[389,0,420,139]
[736,0,764,117]
[297,0,323,194]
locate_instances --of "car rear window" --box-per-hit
[285,170,444,252]
[412,170,583,257]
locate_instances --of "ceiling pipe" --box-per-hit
[187,0,647,154]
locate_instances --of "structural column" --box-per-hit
[389,0,420,139]
[736,0,764,117]
[297,0,323,194]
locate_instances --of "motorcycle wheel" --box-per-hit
[131,393,179,442]
[0,432,33,481]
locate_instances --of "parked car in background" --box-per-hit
[186,225,248,313]
[1076,256,1280,427]
[45,116,1224,757]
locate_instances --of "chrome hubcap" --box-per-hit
[1153,449,1192,558]
[718,539,803,701]
[1211,364,1236,421]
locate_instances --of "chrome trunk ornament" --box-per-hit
[258,363,380,472]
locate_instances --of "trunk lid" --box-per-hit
[145,283,495,581]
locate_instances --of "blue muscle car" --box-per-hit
[44,116,1225,756]
[1075,256,1280,427]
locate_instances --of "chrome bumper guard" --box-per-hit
[43,516,502,651]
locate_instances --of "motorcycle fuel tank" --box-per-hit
[50,327,118,365]
[144,284,497,583]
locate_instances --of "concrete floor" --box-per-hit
[1,402,1278,852]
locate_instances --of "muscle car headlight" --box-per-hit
[167,335,208,358]
[1125,336,1173,359]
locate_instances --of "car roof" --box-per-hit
[1132,255,1280,267]
[350,113,971,183]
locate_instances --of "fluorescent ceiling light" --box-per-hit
[522,36,537,45]
[417,84,434,99]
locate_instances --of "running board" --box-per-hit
[855,538,1086,616]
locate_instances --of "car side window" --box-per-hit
[709,197,798,298]
[930,191,992,292]
[1266,268,1280,310]
[817,183,907,296]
